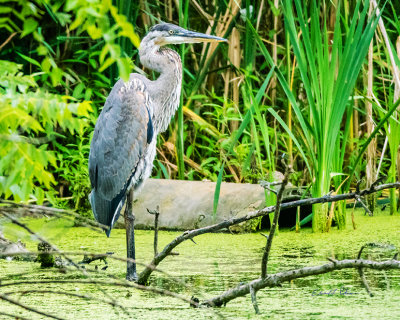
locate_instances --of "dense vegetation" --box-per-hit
[1,0,399,231]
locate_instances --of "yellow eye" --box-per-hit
[169,30,174,34]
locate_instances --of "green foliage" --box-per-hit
[0,60,91,202]
[0,0,140,83]
[274,0,380,231]
[1,0,399,225]
[0,0,141,210]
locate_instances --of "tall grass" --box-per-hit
[280,0,382,231]
[2,0,400,224]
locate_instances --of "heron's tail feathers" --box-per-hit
[89,190,126,237]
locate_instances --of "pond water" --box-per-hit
[0,209,399,319]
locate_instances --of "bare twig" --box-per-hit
[357,242,397,297]
[0,200,108,233]
[79,252,113,265]
[137,182,400,284]
[0,250,177,278]
[0,250,187,288]
[0,311,31,320]
[0,280,195,306]
[357,244,374,297]
[0,211,129,315]
[261,164,292,278]
[0,292,66,320]
[326,257,337,264]
[259,180,283,194]
[4,290,127,311]
[0,32,17,52]
[249,284,260,314]
[355,194,372,216]
[200,258,400,307]
[147,206,160,257]
[370,0,400,88]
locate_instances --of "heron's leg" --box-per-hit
[125,187,137,281]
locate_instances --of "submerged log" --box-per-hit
[115,177,294,232]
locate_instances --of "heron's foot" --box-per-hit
[126,272,138,282]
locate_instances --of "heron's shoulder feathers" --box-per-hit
[89,74,155,202]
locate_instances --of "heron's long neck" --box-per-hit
[139,43,182,133]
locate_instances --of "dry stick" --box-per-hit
[0,280,195,306]
[261,166,292,278]
[200,259,400,307]
[0,32,17,52]
[0,292,65,320]
[365,3,376,213]
[0,258,194,302]
[370,0,400,88]
[4,290,127,310]
[3,206,102,233]
[351,201,357,230]
[0,311,31,320]
[358,244,374,297]
[137,182,400,285]
[0,210,130,317]
[147,206,160,257]
[0,200,108,232]
[249,284,259,314]
[0,210,81,270]
[0,250,145,269]
[356,242,396,297]
[79,252,113,264]
[353,180,372,216]
[355,194,372,216]
[0,250,185,286]
[0,261,225,319]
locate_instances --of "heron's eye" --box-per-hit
[168,30,174,35]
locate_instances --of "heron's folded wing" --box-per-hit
[89,78,153,202]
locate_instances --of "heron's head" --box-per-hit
[144,23,227,46]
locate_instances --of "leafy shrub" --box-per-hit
[0,60,92,203]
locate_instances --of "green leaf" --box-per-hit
[117,57,131,82]
[21,17,38,37]
[213,162,225,221]
[16,52,41,68]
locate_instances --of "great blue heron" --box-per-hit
[88,23,227,281]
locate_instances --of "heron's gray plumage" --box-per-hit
[88,23,227,238]
[89,75,155,229]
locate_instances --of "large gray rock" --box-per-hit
[116,178,272,231]
[0,231,32,261]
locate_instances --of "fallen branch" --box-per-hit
[4,290,127,311]
[261,164,292,278]
[0,250,185,286]
[79,252,114,265]
[0,311,31,320]
[200,258,400,307]
[137,182,400,284]
[249,284,259,314]
[0,211,129,316]
[357,242,397,297]
[0,279,195,306]
[0,200,108,233]
[0,292,65,320]
[147,206,160,257]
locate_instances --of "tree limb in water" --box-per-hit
[261,164,292,278]
[200,258,400,307]
[138,182,400,284]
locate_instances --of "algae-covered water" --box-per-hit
[1,209,400,319]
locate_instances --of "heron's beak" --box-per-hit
[165,31,227,45]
